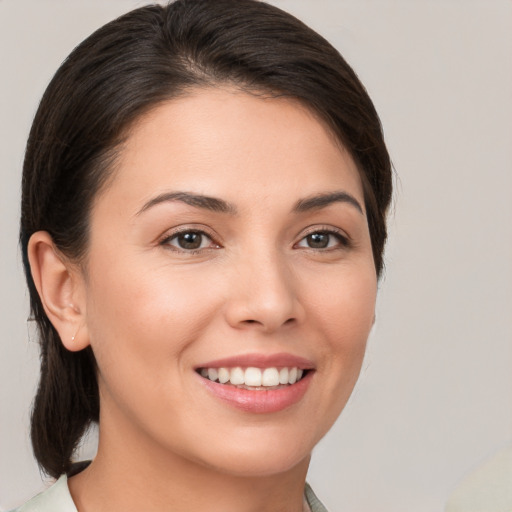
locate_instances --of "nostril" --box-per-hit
[241,317,296,328]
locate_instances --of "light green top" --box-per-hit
[11,475,75,512]
[11,476,328,512]
[445,445,512,512]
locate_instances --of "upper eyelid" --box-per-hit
[157,224,350,248]
[159,225,219,244]
[298,225,350,241]
[294,227,352,251]
[159,230,221,254]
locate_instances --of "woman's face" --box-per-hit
[80,88,377,476]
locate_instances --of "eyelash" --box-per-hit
[160,227,350,254]
[160,228,220,254]
[295,227,351,251]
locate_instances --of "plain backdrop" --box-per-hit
[1,1,511,511]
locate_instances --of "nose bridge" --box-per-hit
[225,243,301,332]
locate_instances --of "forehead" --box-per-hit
[96,87,364,214]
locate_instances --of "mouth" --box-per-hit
[196,366,309,390]
[195,354,315,413]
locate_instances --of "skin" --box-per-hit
[29,88,377,512]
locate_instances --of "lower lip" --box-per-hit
[198,371,313,414]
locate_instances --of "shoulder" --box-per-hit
[9,475,77,512]
[445,445,512,512]
[305,482,330,512]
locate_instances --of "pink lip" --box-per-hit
[196,352,315,370]
[198,371,313,414]
[195,352,315,414]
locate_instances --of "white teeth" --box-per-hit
[200,366,306,387]
[278,367,289,385]
[244,367,262,387]
[230,367,245,385]
[262,368,280,386]
[218,367,230,384]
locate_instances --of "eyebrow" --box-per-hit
[293,191,363,215]
[137,191,237,216]
[136,189,363,216]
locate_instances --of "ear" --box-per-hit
[28,231,89,352]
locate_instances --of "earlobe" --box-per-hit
[27,231,89,352]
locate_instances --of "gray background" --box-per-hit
[1,1,511,511]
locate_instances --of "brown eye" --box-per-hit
[176,232,203,250]
[163,230,217,252]
[296,230,349,250]
[306,232,330,248]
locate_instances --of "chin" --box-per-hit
[184,426,318,478]
[203,448,311,479]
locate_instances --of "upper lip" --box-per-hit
[196,352,315,370]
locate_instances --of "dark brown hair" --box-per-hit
[20,0,392,479]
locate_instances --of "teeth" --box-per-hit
[200,366,306,387]
[218,367,230,384]
[262,368,279,386]
[245,367,262,387]
[230,367,245,385]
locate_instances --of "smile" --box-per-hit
[195,354,315,413]
[198,366,306,389]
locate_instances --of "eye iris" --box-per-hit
[307,232,329,248]
[177,232,202,250]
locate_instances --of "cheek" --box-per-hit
[308,263,376,347]
[305,262,376,397]
[83,258,211,377]
[82,261,225,436]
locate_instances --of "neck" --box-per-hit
[68,419,310,512]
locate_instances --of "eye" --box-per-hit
[162,230,219,252]
[296,230,349,250]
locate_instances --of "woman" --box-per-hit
[15,0,392,510]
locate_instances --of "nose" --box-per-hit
[224,251,303,333]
